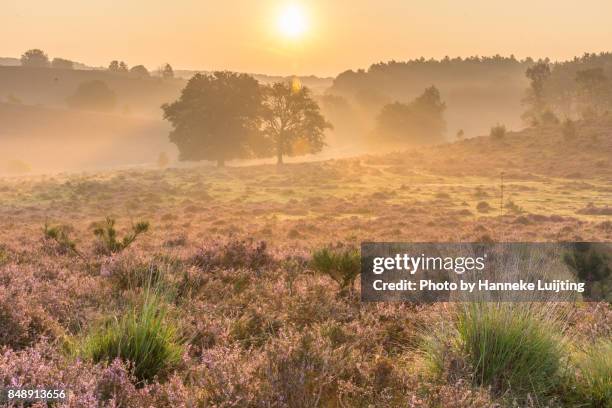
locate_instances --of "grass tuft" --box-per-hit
[569,339,612,407]
[83,286,183,383]
[456,303,564,397]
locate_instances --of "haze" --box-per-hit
[3,0,612,76]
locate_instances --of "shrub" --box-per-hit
[93,217,150,254]
[310,245,360,291]
[83,288,183,382]
[456,303,564,397]
[570,339,612,407]
[489,124,507,139]
[476,201,492,213]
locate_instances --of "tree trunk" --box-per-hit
[276,152,284,165]
[217,159,225,167]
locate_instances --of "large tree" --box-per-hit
[20,49,50,68]
[162,72,264,166]
[261,81,331,164]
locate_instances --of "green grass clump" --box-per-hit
[570,339,612,407]
[456,303,564,397]
[83,288,183,382]
[310,246,360,291]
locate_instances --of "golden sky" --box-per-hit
[3,0,612,76]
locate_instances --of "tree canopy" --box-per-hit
[20,49,50,68]
[162,72,264,166]
[261,81,331,164]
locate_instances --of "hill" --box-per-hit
[368,117,612,180]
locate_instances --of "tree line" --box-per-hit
[162,72,332,166]
[18,48,174,79]
[523,52,612,124]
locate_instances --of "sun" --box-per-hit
[277,4,308,39]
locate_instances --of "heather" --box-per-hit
[0,154,610,407]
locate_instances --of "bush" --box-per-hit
[93,217,150,254]
[83,288,183,382]
[456,303,564,397]
[310,245,360,291]
[569,339,612,407]
[489,124,507,139]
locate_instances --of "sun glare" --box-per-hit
[277,4,308,39]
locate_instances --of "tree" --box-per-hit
[261,81,331,165]
[162,72,264,166]
[161,63,174,79]
[51,58,74,70]
[575,68,609,116]
[20,49,50,68]
[130,65,150,77]
[67,80,116,112]
[109,60,128,72]
[522,62,551,126]
[376,86,446,144]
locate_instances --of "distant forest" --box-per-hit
[325,53,612,142]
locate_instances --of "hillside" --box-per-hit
[368,118,612,180]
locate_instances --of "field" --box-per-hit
[0,126,611,406]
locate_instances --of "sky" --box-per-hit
[2,0,612,76]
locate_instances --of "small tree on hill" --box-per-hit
[522,62,551,126]
[20,49,50,68]
[109,60,129,72]
[261,81,331,165]
[162,72,264,166]
[490,124,507,139]
[161,63,174,79]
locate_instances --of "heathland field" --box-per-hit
[0,127,610,406]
